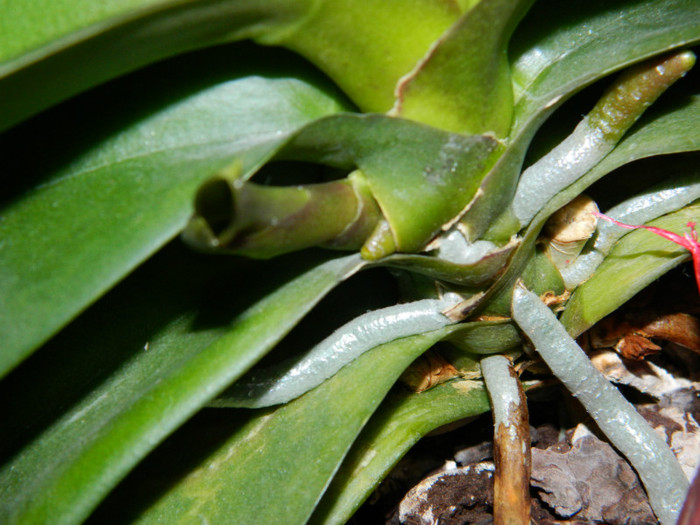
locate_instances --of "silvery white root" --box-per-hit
[561,179,700,287]
[212,297,459,408]
[512,51,695,229]
[511,283,688,525]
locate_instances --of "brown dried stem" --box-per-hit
[481,354,531,525]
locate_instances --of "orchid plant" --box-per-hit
[1,1,699,524]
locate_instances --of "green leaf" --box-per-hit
[510,0,700,130]
[380,240,518,286]
[118,330,453,525]
[311,379,491,525]
[271,0,461,114]
[0,0,171,63]
[462,0,700,239]
[395,0,534,135]
[279,114,502,252]
[560,202,699,336]
[0,45,348,377]
[0,0,317,131]
[0,245,364,525]
[0,0,460,131]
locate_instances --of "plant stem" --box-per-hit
[481,354,531,525]
[511,283,689,525]
[183,169,381,258]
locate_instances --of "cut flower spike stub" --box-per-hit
[594,212,700,295]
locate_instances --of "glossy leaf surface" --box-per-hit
[510,0,700,129]
[0,45,348,376]
[273,0,460,114]
[0,246,364,525]
[125,330,455,524]
[381,240,518,286]
[0,0,174,62]
[396,0,533,135]
[0,0,460,131]
[0,0,320,131]
[311,379,491,525]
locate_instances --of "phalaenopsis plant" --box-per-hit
[1,1,699,523]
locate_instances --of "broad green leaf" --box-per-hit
[0,0,316,131]
[395,0,534,135]
[311,379,491,525]
[272,0,461,114]
[456,0,480,11]
[121,330,453,525]
[0,0,460,131]
[278,114,502,252]
[560,202,699,336]
[0,45,348,376]
[0,245,364,525]
[0,0,172,62]
[462,0,700,238]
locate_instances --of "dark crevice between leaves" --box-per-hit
[586,152,700,213]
